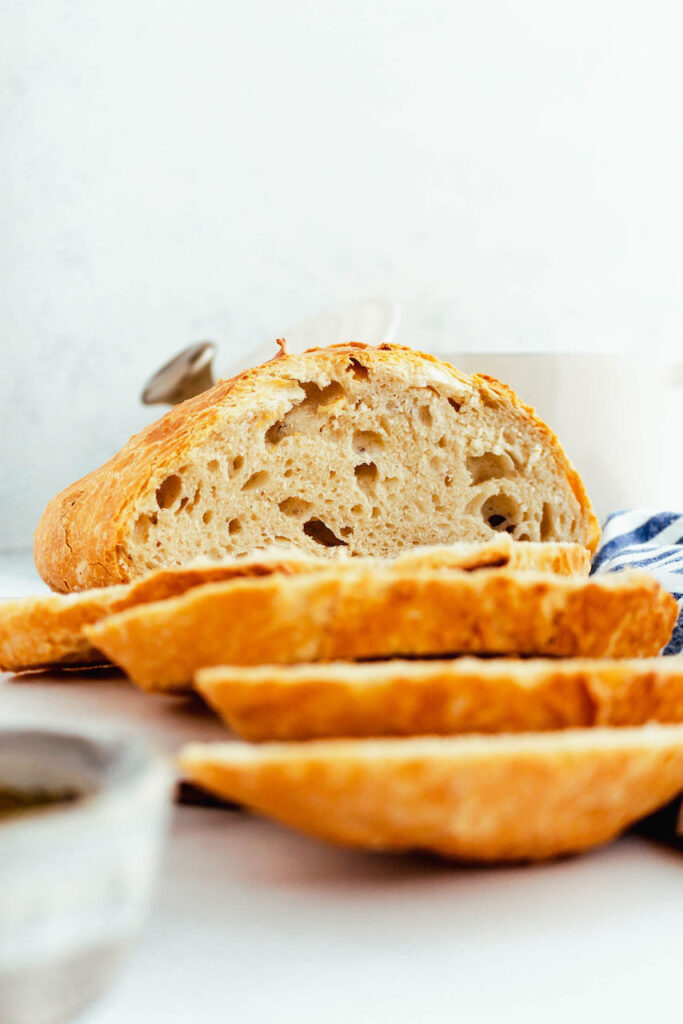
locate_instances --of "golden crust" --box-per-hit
[179,726,683,861]
[85,568,677,692]
[33,343,600,593]
[196,657,683,741]
[0,540,587,673]
[0,551,321,673]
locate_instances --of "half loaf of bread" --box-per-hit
[34,343,599,592]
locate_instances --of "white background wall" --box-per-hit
[2,0,683,548]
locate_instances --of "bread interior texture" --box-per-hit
[126,354,588,573]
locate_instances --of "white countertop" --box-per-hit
[2,554,682,1023]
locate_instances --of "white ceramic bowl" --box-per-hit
[0,724,172,1024]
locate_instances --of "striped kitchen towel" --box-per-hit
[591,510,683,655]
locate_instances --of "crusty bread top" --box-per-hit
[34,343,599,592]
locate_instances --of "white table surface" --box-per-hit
[1,553,682,1023]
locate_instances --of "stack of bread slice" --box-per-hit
[7,343,683,863]
[87,551,683,863]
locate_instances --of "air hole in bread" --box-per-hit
[467,452,515,485]
[444,474,453,487]
[227,518,242,535]
[481,492,521,534]
[202,510,214,524]
[371,506,381,519]
[303,518,348,547]
[448,398,461,412]
[266,380,347,445]
[156,474,182,509]
[242,471,269,492]
[354,462,378,496]
[232,455,244,472]
[346,357,369,380]
[133,513,155,543]
[133,516,149,543]
[185,485,202,512]
[264,421,282,444]
[279,497,313,518]
[353,430,384,454]
[540,502,555,541]
[340,526,353,537]
[419,405,432,428]
[175,486,200,514]
[207,459,220,473]
[351,504,362,515]
[302,380,345,405]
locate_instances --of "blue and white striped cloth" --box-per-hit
[592,510,683,655]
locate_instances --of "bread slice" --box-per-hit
[34,343,599,592]
[0,539,588,673]
[85,568,677,692]
[0,549,319,672]
[179,726,683,861]
[196,657,683,741]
